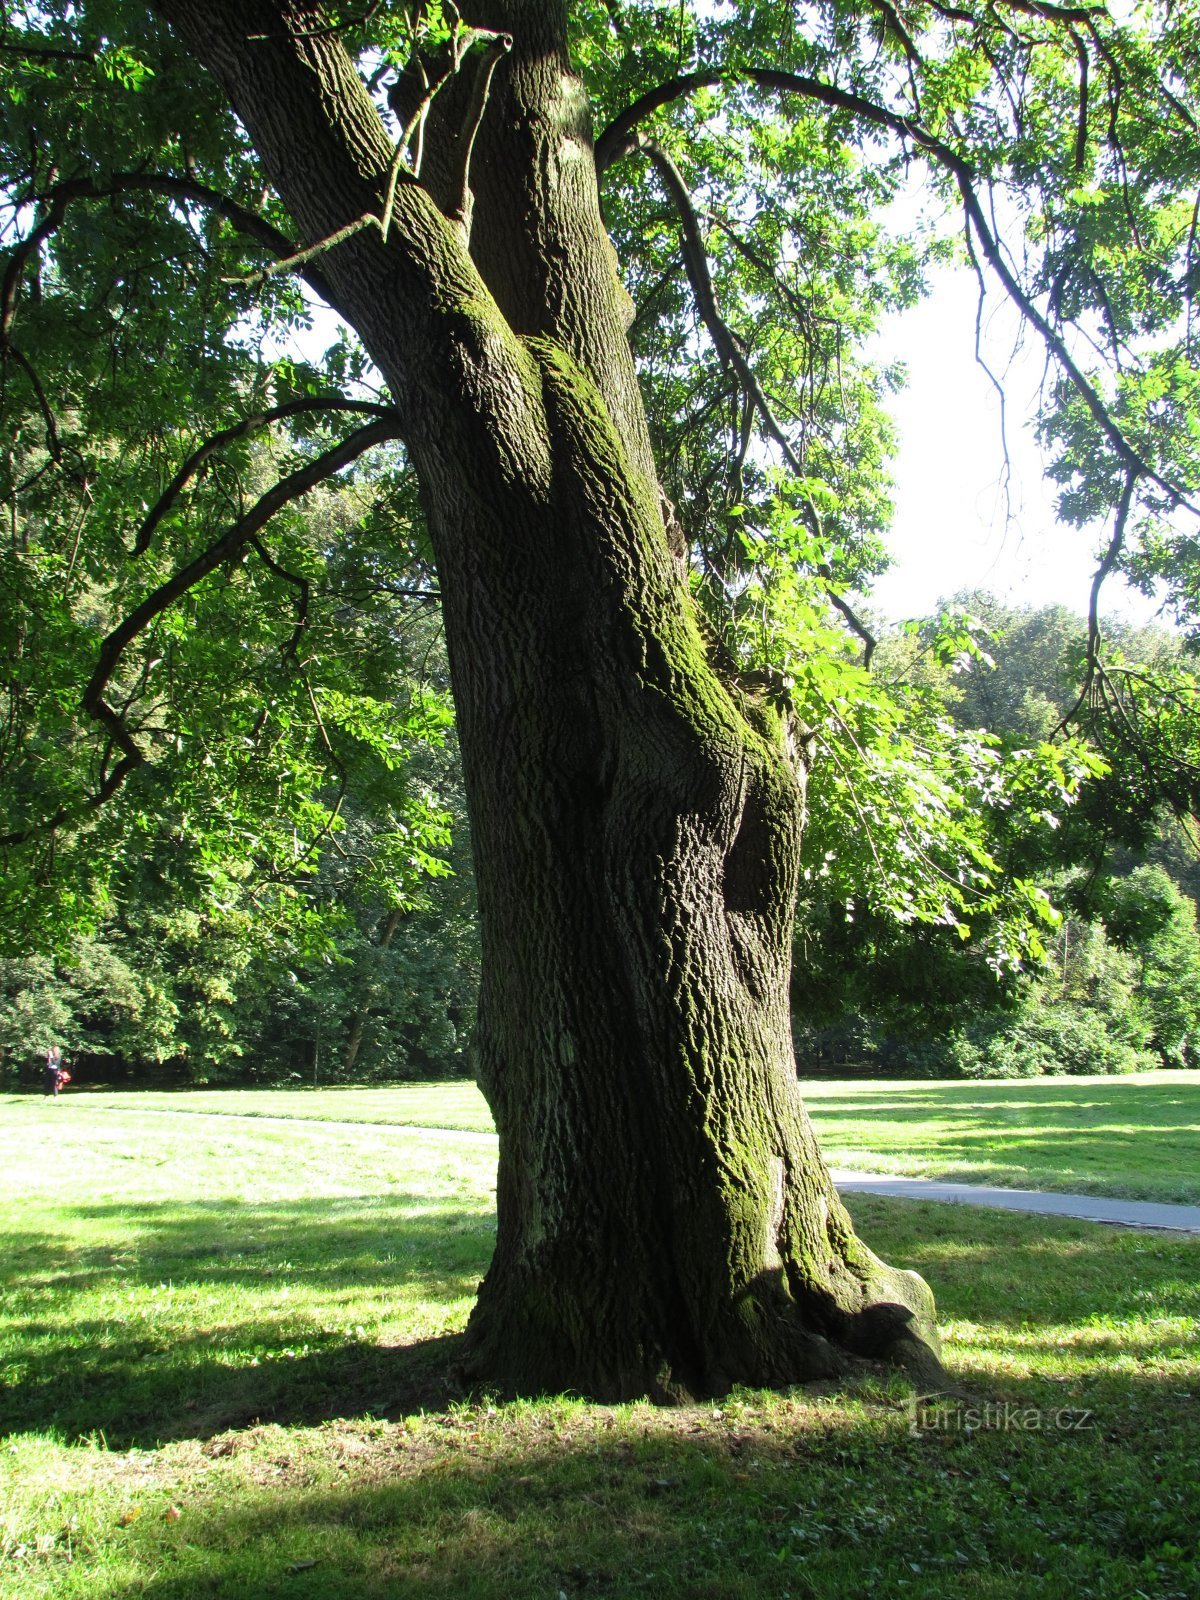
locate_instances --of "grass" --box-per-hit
[1,1091,1198,1598]
[64,1080,498,1133]
[61,1067,1200,1204]
[797,1070,1200,1205]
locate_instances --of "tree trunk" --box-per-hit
[155,0,941,1400]
[443,342,939,1398]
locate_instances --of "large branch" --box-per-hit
[12,172,341,306]
[85,416,400,733]
[149,0,526,452]
[0,416,399,849]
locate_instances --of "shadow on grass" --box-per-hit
[0,1195,493,1448]
[4,1189,1198,1458]
[58,1385,1200,1600]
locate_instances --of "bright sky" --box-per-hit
[870,266,1164,627]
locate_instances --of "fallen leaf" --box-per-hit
[164,1505,182,1523]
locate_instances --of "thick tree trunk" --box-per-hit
[435,343,939,1399]
[155,0,941,1400]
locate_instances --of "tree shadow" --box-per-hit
[0,1195,493,1448]
[50,1381,1200,1600]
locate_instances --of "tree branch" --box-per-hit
[0,416,399,848]
[220,211,378,290]
[247,1,384,40]
[598,65,1199,520]
[90,415,399,726]
[4,344,62,464]
[16,172,339,305]
[0,40,98,63]
[248,533,310,663]
[134,395,398,554]
[635,134,878,664]
[449,32,512,235]
[1054,466,1138,735]
[1,192,68,343]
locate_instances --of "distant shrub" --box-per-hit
[796,998,1157,1080]
[951,1006,1155,1078]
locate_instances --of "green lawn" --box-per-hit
[799,1070,1200,1205]
[1,1092,1198,1598]
[64,1080,498,1133]
[58,1067,1200,1204]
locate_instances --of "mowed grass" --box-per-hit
[68,1080,498,1134]
[69,1067,1200,1204]
[798,1070,1200,1205]
[2,1093,1198,1599]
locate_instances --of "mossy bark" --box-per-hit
[156,0,942,1401]
[436,340,939,1399]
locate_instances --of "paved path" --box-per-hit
[830,1168,1200,1233]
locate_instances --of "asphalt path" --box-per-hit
[829,1168,1200,1233]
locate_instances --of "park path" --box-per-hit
[829,1168,1200,1233]
[82,1102,1200,1233]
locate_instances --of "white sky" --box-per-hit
[870,266,1165,627]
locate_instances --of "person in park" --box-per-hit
[43,1046,65,1097]
[1,1,1197,1399]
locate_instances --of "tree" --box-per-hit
[2,0,1198,1399]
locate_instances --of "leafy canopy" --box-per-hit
[1,0,1198,969]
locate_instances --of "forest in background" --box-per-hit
[6,591,1200,1088]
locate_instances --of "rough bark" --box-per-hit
[153,0,942,1400]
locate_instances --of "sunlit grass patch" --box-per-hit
[2,1093,1197,1599]
[19,1080,501,1134]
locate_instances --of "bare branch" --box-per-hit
[248,534,310,663]
[91,415,399,723]
[218,212,381,289]
[1,192,68,343]
[1054,467,1138,734]
[449,33,512,234]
